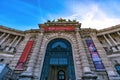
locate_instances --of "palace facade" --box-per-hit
[0,19,120,80]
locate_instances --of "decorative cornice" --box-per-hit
[24,29,40,33]
[79,28,97,38]
[97,24,120,35]
[0,25,25,36]
[0,25,40,34]
[0,25,24,33]
[80,28,97,33]
[1,20,120,36]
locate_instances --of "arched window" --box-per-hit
[58,70,65,80]
[40,38,76,80]
[115,64,120,76]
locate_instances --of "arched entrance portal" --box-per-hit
[40,38,76,80]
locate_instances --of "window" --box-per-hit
[115,64,120,76]
[40,38,76,80]
[58,70,65,80]
[50,58,67,65]
[52,41,67,49]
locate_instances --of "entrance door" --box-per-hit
[40,38,76,80]
[48,66,68,80]
[58,70,65,80]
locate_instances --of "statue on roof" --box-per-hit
[57,18,66,22]
[46,18,77,23]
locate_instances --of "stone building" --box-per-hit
[0,19,120,80]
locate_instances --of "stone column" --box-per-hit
[117,32,120,36]
[13,36,22,47]
[103,35,112,46]
[0,32,5,49]
[90,33,118,80]
[10,36,22,52]
[9,34,29,70]
[0,34,10,45]
[0,38,11,50]
[20,33,44,80]
[103,35,117,52]
[0,33,6,40]
[76,31,97,80]
[5,36,18,51]
[108,34,120,50]
[108,34,117,45]
[116,32,120,50]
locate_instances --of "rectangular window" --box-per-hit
[50,58,67,65]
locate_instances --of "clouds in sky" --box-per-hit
[0,0,120,30]
[64,0,120,29]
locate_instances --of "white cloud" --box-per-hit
[65,4,120,30]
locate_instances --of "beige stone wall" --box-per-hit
[0,23,120,80]
[0,26,24,65]
[34,32,83,80]
[97,25,120,77]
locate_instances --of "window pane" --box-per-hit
[115,65,120,76]
[52,41,67,48]
[50,58,58,65]
[59,58,67,65]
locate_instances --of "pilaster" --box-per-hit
[20,33,44,80]
[75,31,97,80]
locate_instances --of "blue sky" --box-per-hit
[0,0,120,30]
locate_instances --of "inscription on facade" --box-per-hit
[45,26,74,31]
